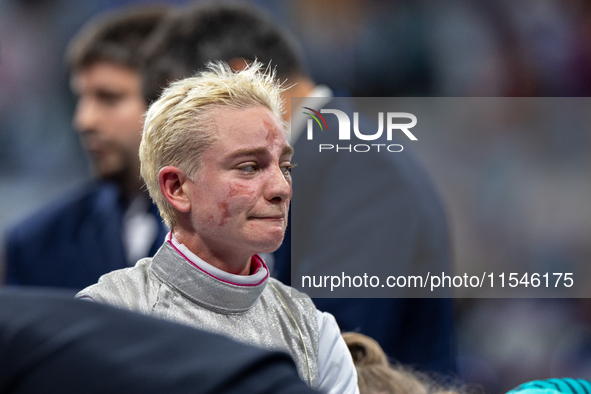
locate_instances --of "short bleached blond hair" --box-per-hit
[139,61,285,227]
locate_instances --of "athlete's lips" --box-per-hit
[250,215,285,220]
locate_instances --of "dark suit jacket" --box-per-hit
[0,288,318,394]
[4,182,167,290]
[274,96,456,374]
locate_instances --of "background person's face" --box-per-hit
[72,61,146,184]
[184,106,293,262]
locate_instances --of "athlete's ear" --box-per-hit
[158,166,191,213]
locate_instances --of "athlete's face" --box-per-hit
[183,106,293,260]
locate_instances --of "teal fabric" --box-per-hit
[507,379,591,394]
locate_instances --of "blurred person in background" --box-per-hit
[3,6,169,290]
[140,3,455,375]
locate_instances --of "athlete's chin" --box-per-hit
[251,231,286,254]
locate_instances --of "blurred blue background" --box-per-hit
[2,0,591,392]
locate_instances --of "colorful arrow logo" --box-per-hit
[302,107,329,131]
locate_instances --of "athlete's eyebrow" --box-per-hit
[226,145,294,160]
[282,146,294,157]
[226,147,268,160]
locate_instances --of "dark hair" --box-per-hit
[66,5,169,72]
[141,3,306,103]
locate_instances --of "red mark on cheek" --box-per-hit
[218,201,231,226]
[207,214,215,224]
[228,184,256,198]
[229,184,246,197]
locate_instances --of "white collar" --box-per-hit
[169,232,268,285]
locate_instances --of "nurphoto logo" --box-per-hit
[303,107,418,153]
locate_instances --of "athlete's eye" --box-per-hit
[239,164,258,173]
[281,163,292,176]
